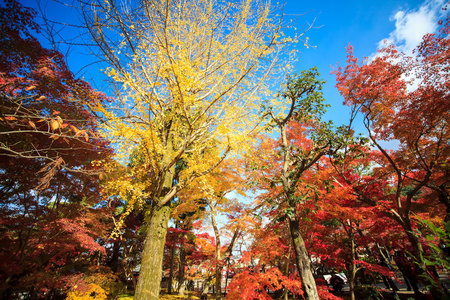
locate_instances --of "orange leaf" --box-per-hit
[76,129,86,137]
[25,85,36,91]
[36,95,46,101]
[70,125,79,134]
[28,120,36,129]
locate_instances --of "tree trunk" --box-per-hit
[225,259,230,296]
[215,262,223,300]
[281,239,292,300]
[202,275,214,296]
[348,234,357,300]
[109,240,120,273]
[134,203,171,300]
[178,241,187,296]
[289,216,319,300]
[211,205,222,299]
[178,280,187,296]
[168,244,176,294]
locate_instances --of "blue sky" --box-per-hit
[284,0,447,126]
[24,0,447,128]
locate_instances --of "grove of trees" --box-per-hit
[0,0,448,300]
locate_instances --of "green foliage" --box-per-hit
[415,217,450,271]
[354,285,383,300]
[280,67,328,121]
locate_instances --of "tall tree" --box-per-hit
[333,15,450,297]
[79,0,299,298]
[254,68,353,299]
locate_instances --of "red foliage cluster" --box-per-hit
[0,1,114,298]
[227,268,303,300]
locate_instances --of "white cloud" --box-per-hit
[367,0,447,92]
[379,0,446,55]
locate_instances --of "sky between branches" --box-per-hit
[27,0,447,128]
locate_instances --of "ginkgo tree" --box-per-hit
[79,0,301,298]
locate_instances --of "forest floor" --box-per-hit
[119,273,450,299]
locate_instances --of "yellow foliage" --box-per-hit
[116,296,134,300]
[68,266,126,299]
[89,0,300,237]
[114,292,202,299]
[67,284,107,300]
[159,295,200,300]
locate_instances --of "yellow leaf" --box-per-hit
[50,120,59,131]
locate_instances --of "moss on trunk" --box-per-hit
[134,203,171,300]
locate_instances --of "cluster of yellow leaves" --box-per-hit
[67,284,107,300]
[99,161,151,236]
[116,296,134,300]
[94,0,296,161]
[159,294,199,300]
[68,266,126,300]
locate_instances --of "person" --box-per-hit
[330,273,344,293]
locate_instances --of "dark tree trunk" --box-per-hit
[215,261,223,299]
[109,240,120,273]
[348,235,357,300]
[178,240,187,296]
